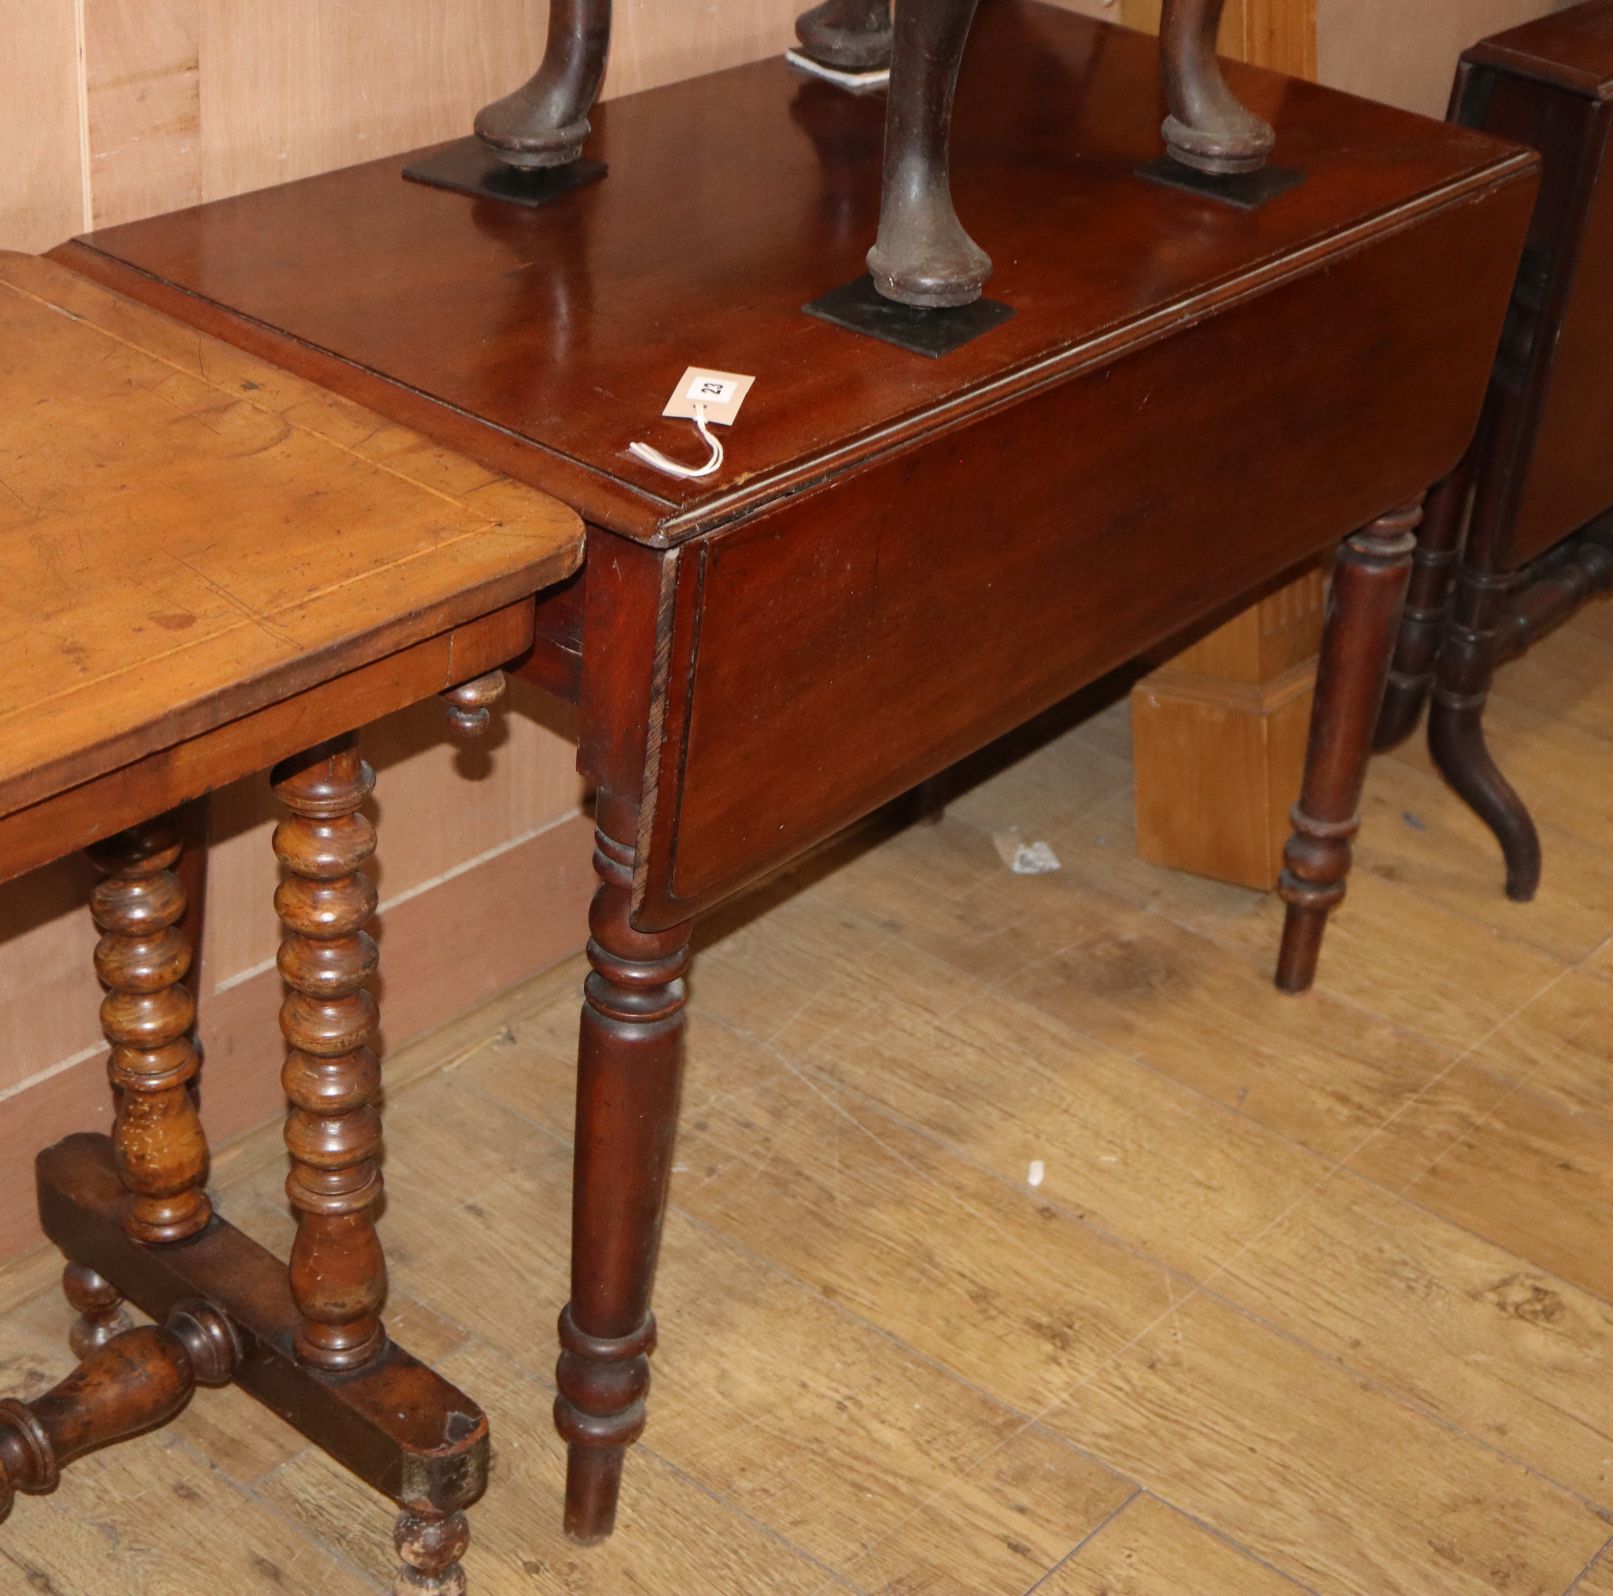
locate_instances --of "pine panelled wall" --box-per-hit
[0,0,1576,1261]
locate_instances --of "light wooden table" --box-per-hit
[0,253,581,1593]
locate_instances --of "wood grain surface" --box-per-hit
[0,254,582,819]
[64,5,1536,544]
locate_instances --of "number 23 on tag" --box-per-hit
[663,367,755,427]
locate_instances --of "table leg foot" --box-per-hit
[1429,531,1543,900]
[1276,499,1421,992]
[394,1508,471,1595]
[562,1437,629,1543]
[61,1262,132,1359]
[1429,683,1540,902]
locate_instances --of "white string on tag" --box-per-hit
[629,404,725,481]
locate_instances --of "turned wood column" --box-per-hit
[272,736,386,1372]
[1276,499,1422,992]
[88,818,212,1246]
[554,793,693,1544]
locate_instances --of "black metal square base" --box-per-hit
[1136,156,1306,210]
[403,136,607,208]
[803,276,1015,357]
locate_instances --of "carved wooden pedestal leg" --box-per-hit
[1375,465,1470,751]
[555,798,693,1543]
[1159,0,1275,175]
[1276,500,1422,993]
[272,736,386,1373]
[796,0,892,71]
[474,0,611,169]
[867,0,991,308]
[1428,563,1539,901]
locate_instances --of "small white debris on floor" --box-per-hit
[992,827,1062,875]
[1027,1159,1045,1188]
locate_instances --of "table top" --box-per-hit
[0,255,582,819]
[1467,0,1613,101]
[62,2,1533,547]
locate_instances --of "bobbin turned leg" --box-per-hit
[474,0,610,169]
[555,794,693,1543]
[796,0,892,71]
[867,0,991,308]
[272,736,386,1373]
[1276,500,1422,993]
[1159,0,1275,175]
[1375,464,1470,751]
[87,817,212,1246]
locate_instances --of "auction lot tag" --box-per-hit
[663,367,755,427]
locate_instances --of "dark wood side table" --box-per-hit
[0,255,582,1591]
[1376,0,1613,900]
[53,2,1537,1543]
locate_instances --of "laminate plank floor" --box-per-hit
[3,605,1613,1593]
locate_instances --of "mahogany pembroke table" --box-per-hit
[44,2,1536,1554]
[0,254,582,1591]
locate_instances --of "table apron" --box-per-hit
[632,174,1534,928]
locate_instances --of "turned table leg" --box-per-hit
[795,0,892,71]
[78,815,212,1343]
[1159,0,1274,175]
[555,794,693,1542]
[272,736,386,1373]
[1276,499,1422,993]
[475,0,611,169]
[867,0,991,308]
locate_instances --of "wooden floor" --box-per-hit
[5,602,1613,1595]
